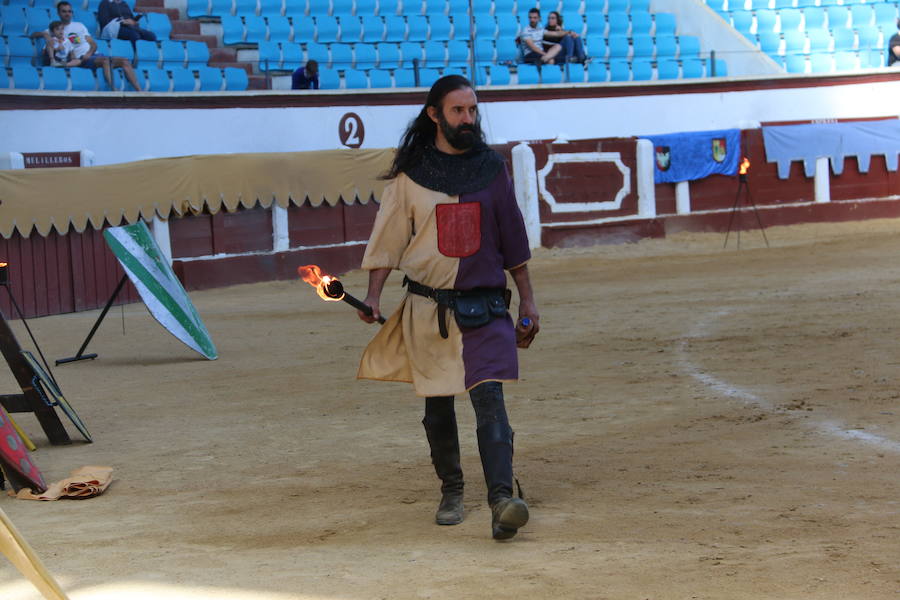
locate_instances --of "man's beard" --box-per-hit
[437,112,481,151]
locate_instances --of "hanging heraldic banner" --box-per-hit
[643,128,741,184]
[103,222,218,360]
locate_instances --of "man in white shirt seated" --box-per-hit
[33,1,141,91]
[519,7,562,65]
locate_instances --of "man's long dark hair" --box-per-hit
[382,75,484,180]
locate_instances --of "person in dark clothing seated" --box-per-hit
[292,60,319,90]
[544,11,586,64]
[98,0,156,47]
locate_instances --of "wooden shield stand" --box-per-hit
[0,311,70,447]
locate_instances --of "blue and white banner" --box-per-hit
[642,129,741,183]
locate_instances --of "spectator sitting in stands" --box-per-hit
[46,20,82,67]
[889,19,900,67]
[519,8,561,65]
[292,60,319,90]
[98,0,157,47]
[544,11,585,64]
[33,1,142,91]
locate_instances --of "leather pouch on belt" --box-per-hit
[453,291,508,330]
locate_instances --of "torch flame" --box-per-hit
[739,157,750,175]
[298,265,344,302]
[0,263,7,267]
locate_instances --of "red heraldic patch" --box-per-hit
[0,407,46,492]
[436,202,481,258]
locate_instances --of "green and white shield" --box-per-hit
[103,222,218,360]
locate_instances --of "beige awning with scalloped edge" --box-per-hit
[0,148,395,238]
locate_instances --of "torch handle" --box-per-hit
[342,293,386,324]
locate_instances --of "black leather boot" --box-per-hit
[477,422,529,540]
[423,414,465,525]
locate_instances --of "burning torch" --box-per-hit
[297,265,386,324]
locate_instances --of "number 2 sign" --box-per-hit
[339,113,365,148]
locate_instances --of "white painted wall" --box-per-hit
[2,76,900,165]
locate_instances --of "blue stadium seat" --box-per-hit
[447,0,468,14]
[631,0,650,11]
[654,12,677,36]
[630,10,652,36]
[450,11,471,40]
[809,53,832,73]
[109,39,134,60]
[681,57,704,78]
[730,10,753,36]
[333,0,353,16]
[657,58,679,79]
[282,42,302,69]
[608,58,630,81]
[473,37,494,62]
[354,42,376,68]
[833,50,857,71]
[135,40,161,67]
[0,38,7,68]
[631,33,653,60]
[407,15,428,41]
[221,15,245,44]
[198,66,224,90]
[802,7,826,31]
[69,67,96,90]
[472,65,488,85]
[260,0,283,16]
[1,7,28,37]
[419,66,440,86]
[565,62,584,83]
[329,42,353,68]
[144,66,170,91]
[400,41,423,65]
[826,6,849,29]
[187,0,212,18]
[607,12,630,36]
[368,68,391,87]
[779,8,801,32]
[423,0,446,16]
[7,37,35,66]
[211,0,235,17]
[361,15,384,42]
[784,53,806,73]
[860,48,883,68]
[874,3,898,31]
[783,29,806,54]
[343,67,368,87]
[384,15,406,41]
[379,0,401,16]
[393,67,415,86]
[608,33,630,58]
[308,0,329,16]
[223,66,249,89]
[807,27,831,53]
[773,0,793,8]
[755,9,777,33]
[850,5,874,29]
[473,14,495,38]
[430,15,452,40]
[306,41,329,65]
[584,12,606,37]
[607,0,628,10]
[24,7,51,36]
[679,35,700,58]
[856,25,880,54]
[446,39,468,65]
[585,36,607,60]
[831,27,855,52]
[339,16,362,42]
[376,42,400,67]
[750,0,770,9]
[516,62,538,84]
[496,14,518,38]
[234,0,258,16]
[442,65,467,77]
[355,0,378,16]
[244,15,267,42]
[316,16,339,42]
[495,35,517,62]
[758,31,781,56]
[258,40,281,69]
[710,58,727,76]
[143,13,172,40]
[41,67,68,90]
[170,67,197,90]
[489,63,510,84]
[161,40,186,68]
[293,17,315,43]
[268,16,291,40]
[423,40,445,67]
[493,0,514,16]
[12,65,40,89]
[631,58,653,80]
[540,63,562,83]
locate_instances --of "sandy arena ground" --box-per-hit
[1,218,900,600]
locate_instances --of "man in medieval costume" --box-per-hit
[356,75,539,541]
